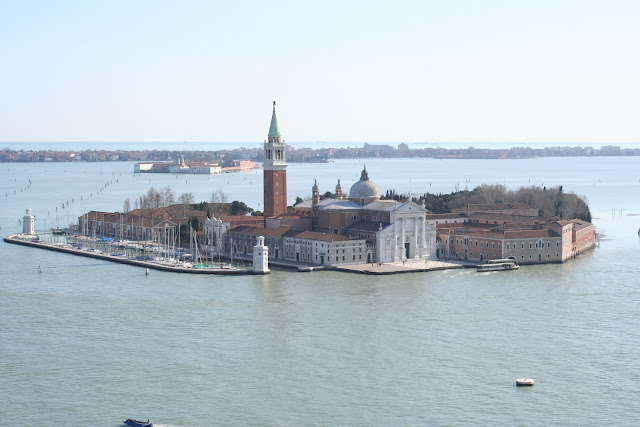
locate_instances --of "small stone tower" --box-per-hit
[312,179,320,206]
[23,208,35,235]
[335,178,343,200]
[252,236,270,274]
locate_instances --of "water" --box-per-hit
[1,157,640,426]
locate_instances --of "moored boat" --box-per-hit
[516,378,534,386]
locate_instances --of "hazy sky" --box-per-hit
[1,0,639,143]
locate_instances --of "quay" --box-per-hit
[332,258,474,275]
[3,234,263,275]
[227,252,474,275]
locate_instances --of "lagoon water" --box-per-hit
[1,156,640,426]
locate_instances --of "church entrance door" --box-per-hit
[405,243,410,259]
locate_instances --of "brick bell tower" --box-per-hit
[263,101,288,225]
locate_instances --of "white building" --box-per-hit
[283,231,368,266]
[168,158,221,174]
[374,200,437,263]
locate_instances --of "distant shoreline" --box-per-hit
[1,143,639,163]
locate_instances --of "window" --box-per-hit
[529,243,532,249]
[521,243,524,249]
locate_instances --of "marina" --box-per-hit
[3,234,262,275]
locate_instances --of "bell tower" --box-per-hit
[263,101,288,223]
[312,179,320,206]
[335,178,343,200]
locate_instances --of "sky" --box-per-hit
[1,0,639,144]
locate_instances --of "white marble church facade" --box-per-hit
[374,200,437,263]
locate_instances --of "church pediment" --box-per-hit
[393,200,427,214]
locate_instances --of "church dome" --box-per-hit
[349,167,380,199]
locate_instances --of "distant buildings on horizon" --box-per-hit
[1,143,638,163]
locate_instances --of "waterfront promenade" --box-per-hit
[333,258,473,275]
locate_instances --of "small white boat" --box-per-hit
[516,378,534,386]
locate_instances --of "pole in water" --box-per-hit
[145,268,150,276]
[38,265,42,274]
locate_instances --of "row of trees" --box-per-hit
[122,186,260,219]
[122,186,196,213]
[382,184,592,222]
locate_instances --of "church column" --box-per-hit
[421,216,426,255]
[393,218,398,261]
[413,216,420,258]
[401,217,405,260]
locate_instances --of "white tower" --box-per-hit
[253,236,270,274]
[23,209,35,235]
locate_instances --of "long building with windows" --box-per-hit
[435,211,595,264]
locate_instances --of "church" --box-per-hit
[293,168,436,263]
[225,102,437,265]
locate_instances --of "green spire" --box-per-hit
[268,101,281,137]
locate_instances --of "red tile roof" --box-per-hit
[291,231,363,242]
[571,219,594,231]
[229,225,295,237]
[425,213,468,220]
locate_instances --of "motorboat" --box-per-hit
[516,378,534,386]
[476,262,519,272]
[124,419,154,427]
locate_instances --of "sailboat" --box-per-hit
[51,206,65,235]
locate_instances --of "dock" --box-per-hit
[4,234,263,275]
[332,258,475,275]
